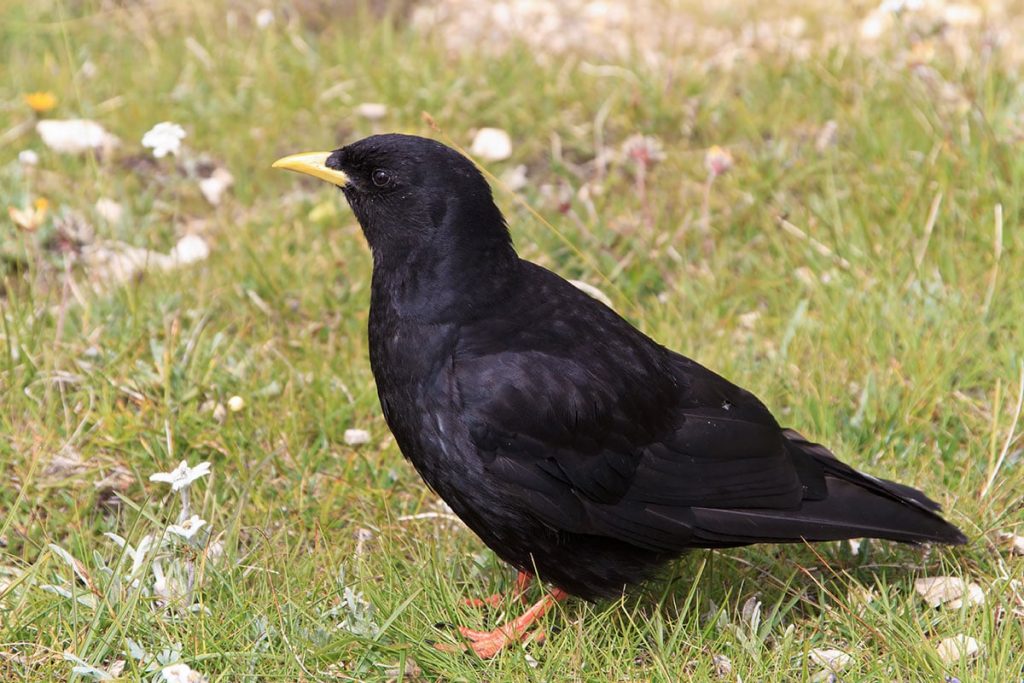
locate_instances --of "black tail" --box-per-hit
[689,430,968,547]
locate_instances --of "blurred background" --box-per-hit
[2,0,1022,680]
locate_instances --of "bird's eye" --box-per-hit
[371,169,392,187]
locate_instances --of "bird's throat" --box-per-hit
[370,242,518,325]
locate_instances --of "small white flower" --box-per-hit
[167,515,208,540]
[18,149,39,166]
[149,460,211,492]
[142,122,186,158]
[470,127,512,162]
[160,662,207,683]
[344,428,371,446]
[255,8,274,28]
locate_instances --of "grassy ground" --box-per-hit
[2,0,1023,680]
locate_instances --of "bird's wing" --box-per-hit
[451,264,964,554]
[453,307,810,553]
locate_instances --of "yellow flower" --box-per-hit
[23,91,57,113]
[8,197,49,232]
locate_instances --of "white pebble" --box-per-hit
[470,127,512,162]
[935,634,979,663]
[344,428,371,446]
[356,103,388,121]
[95,197,123,223]
[37,119,119,155]
[170,234,210,265]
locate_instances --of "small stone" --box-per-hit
[344,428,371,446]
[170,235,210,265]
[470,127,512,162]
[948,582,986,609]
[37,119,119,155]
[935,634,979,664]
[915,576,984,609]
[95,197,123,223]
[356,103,388,121]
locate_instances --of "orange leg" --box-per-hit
[439,587,568,658]
[463,570,532,608]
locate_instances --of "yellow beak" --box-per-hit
[272,151,349,187]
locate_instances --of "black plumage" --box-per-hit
[279,133,965,610]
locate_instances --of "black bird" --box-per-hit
[273,134,967,657]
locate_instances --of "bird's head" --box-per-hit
[273,134,512,265]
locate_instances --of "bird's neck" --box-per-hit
[370,239,519,324]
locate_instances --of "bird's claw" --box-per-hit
[462,572,533,609]
[433,624,544,658]
[462,593,504,608]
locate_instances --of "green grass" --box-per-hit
[2,0,1023,680]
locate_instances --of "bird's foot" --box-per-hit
[462,571,532,608]
[462,593,506,608]
[435,587,567,659]
[447,623,545,658]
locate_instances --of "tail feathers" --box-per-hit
[690,477,967,546]
[686,430,968,547]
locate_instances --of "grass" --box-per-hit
[1,0,1023,679]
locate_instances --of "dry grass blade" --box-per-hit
[982,203,1003,317]
[980,361,1024,499]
